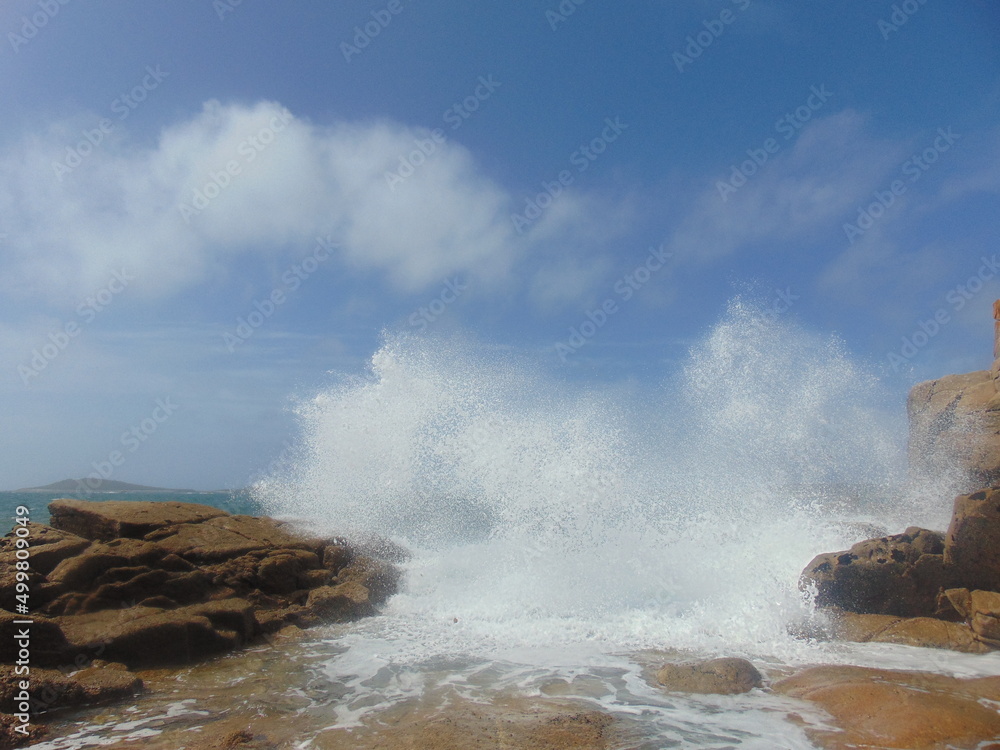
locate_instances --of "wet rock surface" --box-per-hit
[802,526,951,617]
[801,486,1000,653]
[775,665,1000,750]
[0,499,399,745]
[654,657,764,695]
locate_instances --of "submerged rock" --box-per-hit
[655,657,763,695]
[138,696,617,750]
[0,660,142,712]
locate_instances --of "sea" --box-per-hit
[12,300,1000,748]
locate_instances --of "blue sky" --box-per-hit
[1,0,998,490]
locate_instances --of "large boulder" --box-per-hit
[654,657,763,695]
[801,527,953,617]
[801,486,1000,651]
[944,487,1000,591]
[908,370,1000,487]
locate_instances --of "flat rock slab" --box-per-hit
[776,665,1000,750]
[50,499,228,541]
[826,609,991,653]
[145,515,321,562]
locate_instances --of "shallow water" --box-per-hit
[31,615,1000,749]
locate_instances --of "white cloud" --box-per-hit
[664,110,906,261]
[0,100,604,304]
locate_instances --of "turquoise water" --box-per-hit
[0,490,263,529]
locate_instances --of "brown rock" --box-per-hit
[945,487,1000,591]
[0,660,142,715]
[321,542,352,571]
[801,527,953,616]
[78,568,171,612]
[49,498,228,541]
[254,605,307,633]
[943,586,973,618]
[969,589,1000,641]
[655,657,763,695]
[825,609,990,653]
[55,603,251,667]
[159,570,214,604]
[0,712,45,747]
[0,499,401,738]
[256,551,320,594]
[775,665,1000,749]
[336,558,400,603]
[943,588,1000,644]
[0,523,91,576]
[0,570,45,616]
[298,568,332,589]
[312,697,615,750]
[186,599,259,642]
[47,551,129,591]
[305,580,374,621]
[0,610,70,666]
[145,515,319,562]
[908,370,1000,486]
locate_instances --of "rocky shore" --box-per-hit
[801,487,1000,653]
[7,356,1000,748]
[0,499,398,747]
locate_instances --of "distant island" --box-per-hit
[13,479,196,493]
